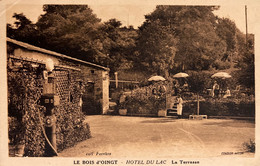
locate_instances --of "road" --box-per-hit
[58,115,255,158]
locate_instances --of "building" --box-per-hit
[7,37,110,115]
[7,37,110,156]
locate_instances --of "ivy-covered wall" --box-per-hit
[7,43,97,156]
[11,46,109,114]
[8,69,46,156]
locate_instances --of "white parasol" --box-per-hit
[211,72,231,78]
[148,75,166,81]
[173,72,189,78]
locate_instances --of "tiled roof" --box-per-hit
[7,37,109,71]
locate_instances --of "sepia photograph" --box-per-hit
[0,0,259,165]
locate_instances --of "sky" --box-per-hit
[4,2,259,34]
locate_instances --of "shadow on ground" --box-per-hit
[202,119,255,128]
[140,117,178,123]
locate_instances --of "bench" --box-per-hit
[189,115,207,120]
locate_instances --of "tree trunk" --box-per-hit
[197,93,200,115]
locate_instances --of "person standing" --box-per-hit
[176,95,183,118]
[212,81,220,98]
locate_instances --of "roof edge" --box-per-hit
[7,37,110,71]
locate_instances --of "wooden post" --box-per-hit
[245,5,248,50]
[197,93,200,115]
[114,72,118,89]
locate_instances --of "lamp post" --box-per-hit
[40,58,59,156]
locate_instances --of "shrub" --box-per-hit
[119,82,167,116]
[182,98,255,117]
[212,60,231,70]
[243,139,255,153]
[55,103,91,152]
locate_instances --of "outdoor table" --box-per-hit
[206,89,212,95]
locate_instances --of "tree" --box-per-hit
[135,13,178,77]
[214,17,254,91]
[7,13,38,45]
[238,34,254,91]
[187,71,211,115]
[214,17,239,69]
[170,6,226,71]
[7,5,138,72]
[100,19,138,72]
[136,6,226,74]
[35,5,107,64]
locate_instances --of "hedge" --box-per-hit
[182,98,255,117]
[119,82,167,116]
[117,80,255,117]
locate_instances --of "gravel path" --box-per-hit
[58,115,255,158]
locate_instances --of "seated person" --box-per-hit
[223,87,231,98]
[182,81,189,91]
[235,85,241,91]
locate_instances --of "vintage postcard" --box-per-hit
[0,0,259,166]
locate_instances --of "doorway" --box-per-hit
[82,82,102,115]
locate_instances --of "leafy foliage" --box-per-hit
[216,18,237,52]
[119,82,167,115]
[187,71,211,94]
[136,17,177,77]
[173,7,226,71]
[101,19,138,72]
[183,98,255,117]
[137,6,226,72]
[36,5,104,63]
[243,139,255,153]
[8,68,46,156]
[7,5,137,73]
[237,34,255,90]
[7,5,255,90]
[8,58,91,156]
[7,13,38,45]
